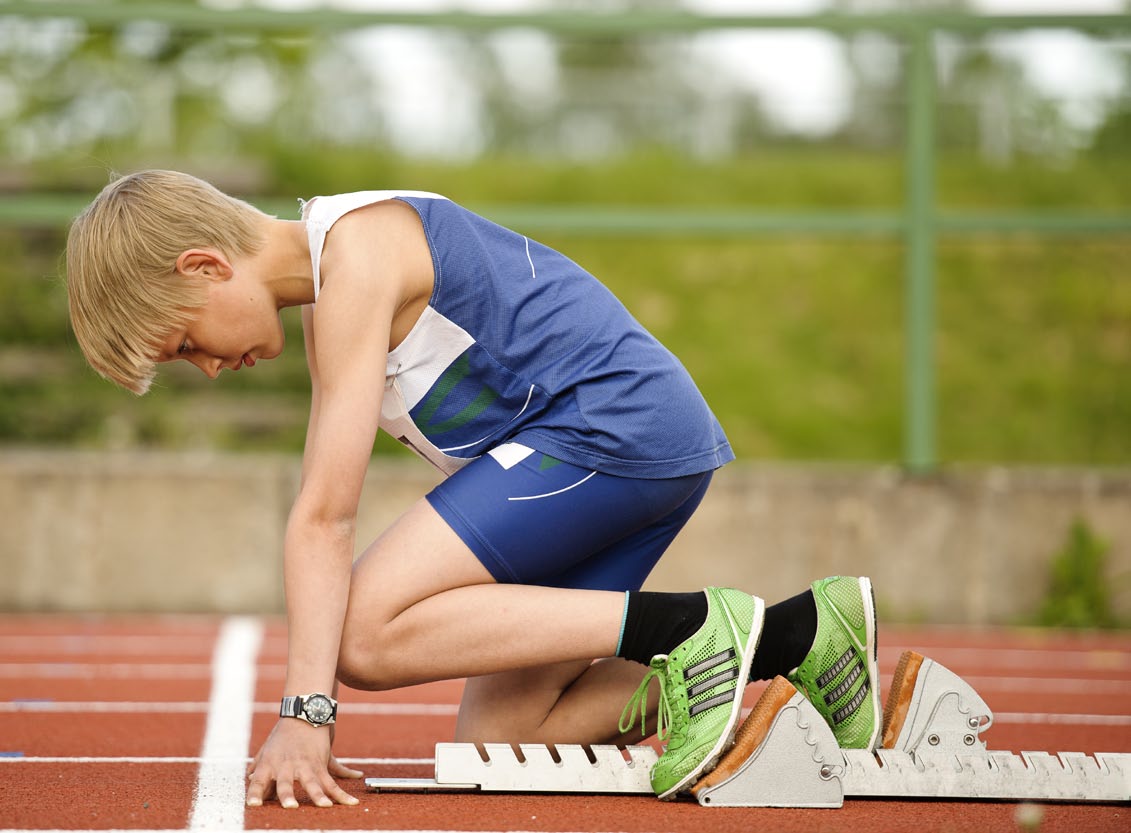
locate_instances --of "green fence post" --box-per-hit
[904,23,937,472]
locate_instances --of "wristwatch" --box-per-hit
[280,693,338,726]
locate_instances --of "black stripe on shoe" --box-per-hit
[815,648,855,689]
[687,666,740,699]
[683,648,736,680]
[689,689,737,718]
[823,660,864,706]
[832,677,871,725]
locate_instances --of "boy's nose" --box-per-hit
[188,353,222,379]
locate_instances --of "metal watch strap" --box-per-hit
[279,693,337,726]
[279,695,303,719]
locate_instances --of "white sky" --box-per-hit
[230,0,1128,151]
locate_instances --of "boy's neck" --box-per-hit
[257,217,316,309]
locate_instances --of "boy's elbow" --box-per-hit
[288,490,358,541]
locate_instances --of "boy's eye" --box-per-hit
[178,341,190,355]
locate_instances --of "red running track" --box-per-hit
[0,614,1128,833]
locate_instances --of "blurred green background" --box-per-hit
[2,0,1129,466]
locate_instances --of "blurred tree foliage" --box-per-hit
[0,2,1128,463]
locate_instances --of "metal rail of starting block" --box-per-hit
[365,653,1131,807]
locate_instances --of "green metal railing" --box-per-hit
[3,1,1131,471]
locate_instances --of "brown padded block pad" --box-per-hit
[881,649,925,749]
[690,675,799,797]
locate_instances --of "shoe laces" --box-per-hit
[618,655,674,742]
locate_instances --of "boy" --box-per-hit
[65,170,881,806]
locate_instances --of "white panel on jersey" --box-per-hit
[487,443,536,470]
[385,306,476,411]
[302,190,450,301]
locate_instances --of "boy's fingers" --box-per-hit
[297,766,358,808]
[328,756,364,779]
[246,762,280,807]
[245,776,268,808]
[302,779,333,809]
[275,780,299,810]
[321,774,360,806]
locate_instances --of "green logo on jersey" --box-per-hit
[417,353,499,438]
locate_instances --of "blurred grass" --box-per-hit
[2,149,1128,464]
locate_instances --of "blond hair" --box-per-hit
[66,170,268,394]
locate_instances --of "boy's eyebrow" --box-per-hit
[154,338,177,363]
[161,329,189,362]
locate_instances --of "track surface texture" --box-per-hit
[0,614,1127,833]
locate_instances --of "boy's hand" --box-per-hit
[246,718,363,808]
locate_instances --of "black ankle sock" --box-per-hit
[616,591,708,665]
[748,590,818,682]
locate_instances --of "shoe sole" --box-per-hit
[656,593,766,800]
[689,675,797,799]
[820,576,882,749]
[858,576,883,751]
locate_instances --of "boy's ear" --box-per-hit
[175,248,234,281]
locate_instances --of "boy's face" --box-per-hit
[156,249,285,378]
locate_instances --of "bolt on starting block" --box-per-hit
[365,651,1131,807]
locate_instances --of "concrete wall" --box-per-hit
[1,450,1128,624]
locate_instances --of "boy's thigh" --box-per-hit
[346,498,496,626]
[426,442,711,591]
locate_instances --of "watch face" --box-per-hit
[303,695,334,724]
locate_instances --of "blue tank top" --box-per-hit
[302,191,733,479]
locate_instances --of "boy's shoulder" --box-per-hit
[302,190,450,229]
[306,191,447,285]
[312,195,438,311]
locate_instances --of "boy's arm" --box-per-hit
[299,303,320,489]
[284,250,389,692]
[248,203,414,809]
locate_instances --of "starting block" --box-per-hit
[365,651,1131,806]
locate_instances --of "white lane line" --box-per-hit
[961,676,1131,696]
[0,663,285,679]
[6,651,1121,678]
[0,636,214,654]
[188,616,263,832]
[995,712,1131,727]
[2,669,1121,696]
[2,641,1121,664]
[0,756,433,765]
[0,635,289,656]
[733,705,1131,728]
[0,701,460,715]
[0,829,594,833]
[878,646,1131,671]
[0,663,217,678]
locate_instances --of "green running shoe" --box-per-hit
[619,588,765,800]
[787,575,881,750]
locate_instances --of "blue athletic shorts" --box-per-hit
[425,442,712,592]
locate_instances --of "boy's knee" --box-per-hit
[336,623,398,691]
